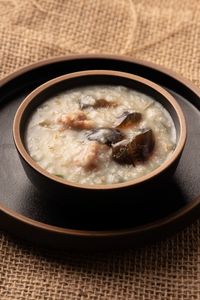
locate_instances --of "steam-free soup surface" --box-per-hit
[25,85,176,185]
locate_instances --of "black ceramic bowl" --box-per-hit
[13,70,186,207]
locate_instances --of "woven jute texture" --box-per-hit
[1,0,200,299]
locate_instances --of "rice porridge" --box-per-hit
[25,85,176,185]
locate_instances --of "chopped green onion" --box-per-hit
[54,174,64,178]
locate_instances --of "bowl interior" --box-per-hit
[14,70,186,189]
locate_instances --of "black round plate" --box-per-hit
[0,55,200,250]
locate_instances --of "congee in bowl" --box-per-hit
[13,70,186,192]
[25,85,176,185]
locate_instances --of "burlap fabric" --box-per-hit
[1,0,200,299]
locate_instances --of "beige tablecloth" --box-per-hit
[1,1,200,299]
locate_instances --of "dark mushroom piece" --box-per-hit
[79,96,117,109]
[87,127,125,146]
[112,128,155,165]
[115,111,142,129]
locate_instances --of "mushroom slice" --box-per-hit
[112,128,155,165]
[79,96,117,109]
[87,127,125,146]
[115,111,142,128]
